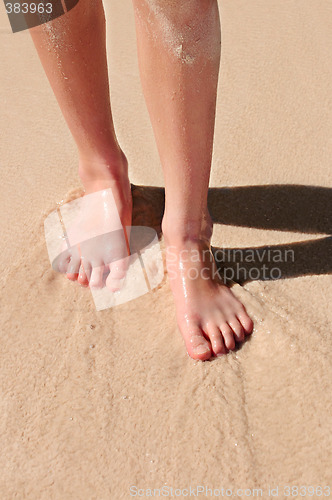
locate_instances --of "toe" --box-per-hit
[220,323,236,351]
[237,309,254,335]
[57,253,70,274]
[106,257,129,292]
[205,324,227,357]
[105,273,125,292]
[180,323,212,360]
[109,257,129,280]
[106,277,124,292]
[90,265,105,289]
[77,263,90,287]
[66,255,80,281]
[228,317,245,343]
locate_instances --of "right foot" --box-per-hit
[162,216,253,361]
[57,152,133,291]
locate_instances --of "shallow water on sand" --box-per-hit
[1,0,331,497]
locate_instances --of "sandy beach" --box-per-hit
[1,1,331,498]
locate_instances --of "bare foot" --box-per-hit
[57,152,132,291]
[162,216,253,361]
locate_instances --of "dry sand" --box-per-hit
[1,1,331,498]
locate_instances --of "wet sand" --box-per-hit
[1,1,331,498]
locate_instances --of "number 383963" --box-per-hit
[5,2,53,14]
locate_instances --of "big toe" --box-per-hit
[179,322,212,361]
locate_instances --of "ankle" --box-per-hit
[78,150,129,190]
[162,211,213,245]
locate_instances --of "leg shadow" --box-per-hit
[131,184,332,283]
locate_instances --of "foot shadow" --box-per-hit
[132,183,332,284]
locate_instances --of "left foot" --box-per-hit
[162,216,253,360]
[57,152,132,291]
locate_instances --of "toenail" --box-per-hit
[194,345,210,355]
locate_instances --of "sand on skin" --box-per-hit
[0,1,331,498]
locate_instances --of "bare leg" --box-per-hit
[30,0,132,289]
[133,0,253,360]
